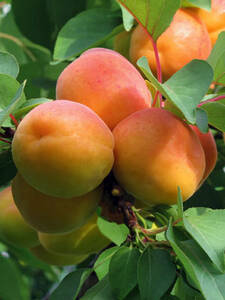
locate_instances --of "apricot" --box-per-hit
[0,187,39,248]
[38,214,110,256]
[129,9,212,80]
[30,245,88,266]
[12,173,102,234]
[12,100,114,198]
[113,30,132,60]
[195,0,225,46]
[190,126,217,182]
[56,48,151,129]
[113,108,206,206]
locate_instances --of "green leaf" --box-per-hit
[0,253,28,300]
[177,187,184,221]
[0,51,19,78]
[118,0,180,41]
[109,247,140,299]
[53,8,122,61]
[86,0,119,10]
[124,287,141,300]
[172,276,204,300]
[0,80,26,127]
[97,217,129,246]
[183,208,225,272]
[119,4,134,31]
[137,247,176,300]
[182,0,211,10]
[11,0,53,49]
[46,0,86,31]
[201,101,225,131]
[208,32,225,85]
[0,149,17,185]
[14,98,52,119]
[94,246,120,280]
[81,275,115,300]
[137,57,213,123]
[166,223,225,300]
[50,268,91,300]
[196,108,209,133]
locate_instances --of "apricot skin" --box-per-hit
[130,9,211,80]
[113,108,206,206]
[0,187,39,248]
[56,48,151,129]
[190,126,217,183]
[38,214,110,256]
[30,245,88,266]
[195,0,225,46]
[12,173,102,234]
[12,100,114,198]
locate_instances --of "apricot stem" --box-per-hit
[9,114,19,127]
[152,91,160,107]
[198,94,225,106]
[138,218,182,236]
[117,1,163,106]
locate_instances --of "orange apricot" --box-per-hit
[12,100,114,198]
[0,187,39,248]
[12,173,102,234]
[56,48,151,129]
[129,9,212,80]
[113,108,206,206]
[195,0,225,46]
[190,126,217,182]
[30,245,88,266]
[38,214,110,256]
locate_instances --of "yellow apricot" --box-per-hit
[56,48,151,129]
[12,173,102,234]
[113,108,206,206]
[38,214,110,256]
[12,100,114,198]
[130,9,211,80]
[0,187,39,248]
[30,245,88,266]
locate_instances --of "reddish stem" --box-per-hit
[0,137,11,144]
[152,91,160,107]
[9,114,19,127]
[198,95,225,107]
[149,38,162,83]
[117,1,163,107]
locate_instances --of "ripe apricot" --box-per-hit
[195,0,225,45]
[12,100,114,198]
[56,48,151,129]
[113,108,206,206]
[0,187,39,248]
[30,245,88,266]
[12,173,102,234]
[130,9,211,80]
[190,126,217,182]
[38,214,110,256]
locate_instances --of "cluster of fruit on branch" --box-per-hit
[115,0,224,80]
[0,0,223,267]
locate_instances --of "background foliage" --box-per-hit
[0,0,224,299]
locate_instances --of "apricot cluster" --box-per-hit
[2,47,217,265]
[115,1,225,80]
